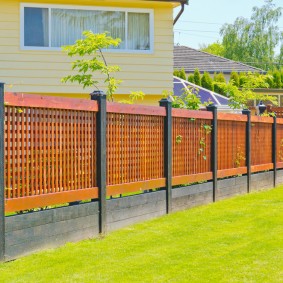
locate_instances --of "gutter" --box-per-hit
[174,0,188,25]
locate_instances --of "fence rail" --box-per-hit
[2,92,282,213]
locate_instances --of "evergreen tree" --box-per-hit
[179,68,186,80]
[194,68,201,86]
[239,73,248,87]
[173,69,180,77]
[214,72,226,94]
[187,74,195,84]
[273,70,282,88]
[201,72,214,91]
[265,74,274,88]
[229,71,240,87]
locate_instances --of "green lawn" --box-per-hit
[1,187,283,283]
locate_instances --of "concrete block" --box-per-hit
[218,178,236,189]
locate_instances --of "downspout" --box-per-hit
[173,1,186,25]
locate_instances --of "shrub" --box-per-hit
[173,69,180,77]
[173,68,186,80]
[187,74,195,84]
[273,70,282,88]
[230,71,240,87]
[214,72,226,95]
[179,68,187,80]
[201,72,214,91]
[265,75,274,88]
[239,72,248,87]
[194,68,201,86]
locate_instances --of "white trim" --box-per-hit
[20,3,154,54]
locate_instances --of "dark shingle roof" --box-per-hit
[174,45,266,74]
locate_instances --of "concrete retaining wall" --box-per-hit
[106,190,166,232]
[5,202,99,261]
[4,169,282,260]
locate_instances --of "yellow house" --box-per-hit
[0,0,187,105]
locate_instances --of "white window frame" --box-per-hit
[20,3,154,54]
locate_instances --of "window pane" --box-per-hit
[51,9,125,48]
[24,7,49,47]
[128,13,150,50]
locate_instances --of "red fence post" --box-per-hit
[0,83,5,261]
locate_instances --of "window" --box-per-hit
[21,4,153,52]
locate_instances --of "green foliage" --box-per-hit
[220,0,283,70]
[173,68,186,80]
[229,71,240,87]
[273,70,282,88]
[214,72,278,109]
[201,72,214,91]
[176,135,183,144]
[265,74,274,88]
[239,72,248,87]
[194,68,201,86]
[234,146,246,167]
[187,74,195,84]
[214,72,226,94]
[173,69,180,78]
[119,91,145,104]
[61,31,121,101]
[179,68,186,80]
[199,41,225,57]
[171,86,201,110]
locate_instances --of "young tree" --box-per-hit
[62,31,121,101]
[194,68,201,86]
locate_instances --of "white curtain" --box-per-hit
[42,9,49,46]
[51,9,125,48]
[127,13,150,50]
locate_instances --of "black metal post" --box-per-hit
[272,116,277,187]
[159,98,172,213]
[0,83,5,261]
[90,91,107,234]
[206,105,217,202]
[242,109,251,193]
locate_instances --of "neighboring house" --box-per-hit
[0,0,187,105]
[174,45,266,81]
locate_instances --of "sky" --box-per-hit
[173,0,283,52]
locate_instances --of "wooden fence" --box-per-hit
[2,92,282,216]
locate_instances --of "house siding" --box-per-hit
[0,0,174,105]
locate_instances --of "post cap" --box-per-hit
[90,90,106,100]
[159,97,172,107]
[206,104,217,111]
[242,109,251,115]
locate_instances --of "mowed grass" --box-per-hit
[0,187,283,283]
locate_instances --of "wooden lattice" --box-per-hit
[106,113,164,185]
